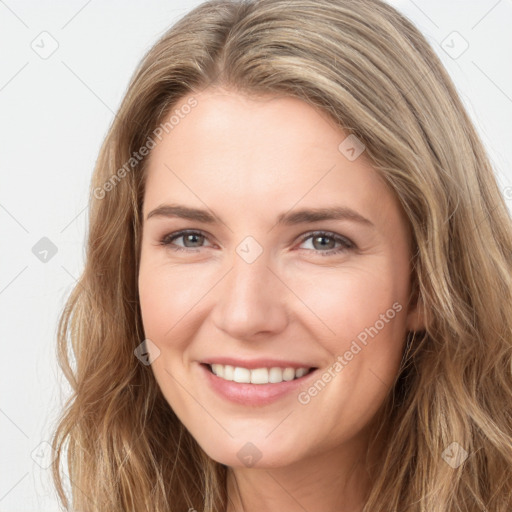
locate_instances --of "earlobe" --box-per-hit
[406,305,425,332]
[405,272,427,332]
[405,293,426,332]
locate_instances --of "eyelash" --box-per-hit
[158,229,355,257]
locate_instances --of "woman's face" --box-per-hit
[138,88,424,468]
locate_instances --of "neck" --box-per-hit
[225,425,378,512]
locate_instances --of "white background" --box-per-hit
[1,1,511,510]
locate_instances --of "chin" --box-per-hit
[199,436,302,470]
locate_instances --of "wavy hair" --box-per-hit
[51,0,512,510]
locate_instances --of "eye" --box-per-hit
[159,230,212,252]
[297,231,354,256]
[158,229,354,256]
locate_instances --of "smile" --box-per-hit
[208,363,314,384]
[199,361,319,406]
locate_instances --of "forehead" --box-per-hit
[143,89,406,237]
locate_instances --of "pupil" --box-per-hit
[186,234,201,247]
[315,235,334,250]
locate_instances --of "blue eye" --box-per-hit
[159,229,354,256]
[159,230,210,251]
[298,231,354,256]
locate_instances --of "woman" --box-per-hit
[51,0,512,511]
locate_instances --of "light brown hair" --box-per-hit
[51,0,512,510]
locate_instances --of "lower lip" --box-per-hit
[199,363,317,406]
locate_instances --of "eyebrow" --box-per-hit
[146,204,374,228]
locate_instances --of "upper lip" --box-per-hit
[201,357,317,370]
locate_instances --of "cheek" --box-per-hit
[294,262,409,400]
[138,260,195,409]
[294,268,408,430]
[138,266,171,340]
[292,263,407,343]
[138,257,205,343]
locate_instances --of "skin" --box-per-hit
[138,87,425,512]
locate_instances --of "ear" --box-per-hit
[405,294,426,332]
[405,275,427,332]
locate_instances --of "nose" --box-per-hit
[210,247,289,340]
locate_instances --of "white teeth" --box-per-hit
[250,368,269,384]
[209,364,311,384]
[295,367,307,378]
[211,364,224,378]
[224,365,234,380]
[233,367,251,383]
[269,367,283,383]
[282,368,295,381]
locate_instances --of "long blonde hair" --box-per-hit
[51,0,512,510]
